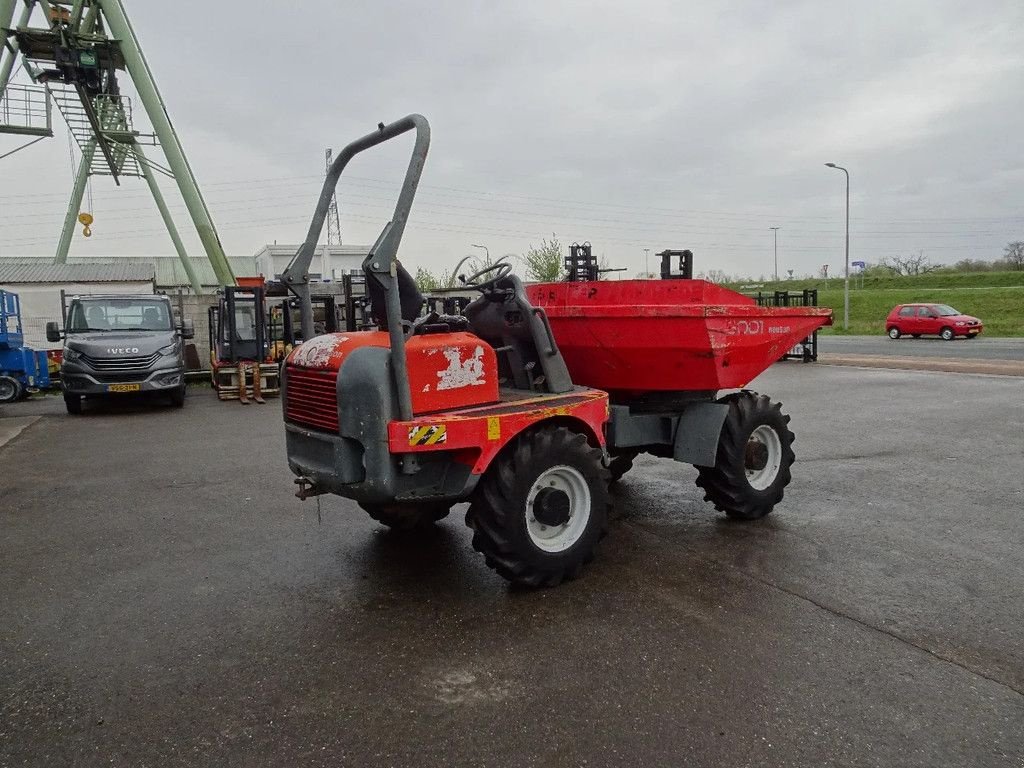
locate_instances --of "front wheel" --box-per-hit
[467,426,610,587]
[0,375,22,404]
[695,392,795,520]
[940,327,955,341]
[64,393,83,415]
[169,385,186,408]
[360,502,451,531]
[887,327,901,339]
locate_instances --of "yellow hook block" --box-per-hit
[78,212,93,237]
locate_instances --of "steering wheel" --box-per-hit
[459,261,513,292]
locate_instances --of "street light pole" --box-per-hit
[643,248,650,278]
[470,243,490,264]
[825,163,850,330]
[769,227,780,282]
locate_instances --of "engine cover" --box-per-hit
[286,331,499,415]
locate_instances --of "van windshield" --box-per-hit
[68,298,172,332]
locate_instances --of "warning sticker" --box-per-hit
[408,424,447,446]
[486,416,501,441]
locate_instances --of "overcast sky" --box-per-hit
[1,0,1022,279]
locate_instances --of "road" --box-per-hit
[821,334,1024,361]
[2,368,1023,767]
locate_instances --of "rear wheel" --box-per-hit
[695,392,795,520]
[361,502,451,530]
[466,426,610,587]
[887,327,901,339]
[64,393,83,415]
[0,376,22,404]
[940,327,955,341]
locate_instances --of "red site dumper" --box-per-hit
[279,115,832,587]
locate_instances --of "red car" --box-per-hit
[885,303,983,340]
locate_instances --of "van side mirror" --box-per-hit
[181,318,195,340]
[46,321,62,342]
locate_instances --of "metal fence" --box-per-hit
[749,289,820,362]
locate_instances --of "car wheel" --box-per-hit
[887,327,901,339]
[940,327,955,341]
[64,393,83,415]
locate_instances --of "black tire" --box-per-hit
[0,375,22,404]
[887,327,901,339]
[608,449,640,483]
[169,385,186,408]
[466,426,610,588]
[360,502,452,531]
[64,393,83,415]
[695,391,795,520]
[940,327,955,341]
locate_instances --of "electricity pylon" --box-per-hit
[324,147,341,246]
[0,0,234,292]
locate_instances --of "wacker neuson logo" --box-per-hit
[106,347,140,354]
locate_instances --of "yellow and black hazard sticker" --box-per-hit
[408,424,447,446]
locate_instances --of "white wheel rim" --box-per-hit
[889,329,899,338]
[746,425,782,491]
[525,465,591,553]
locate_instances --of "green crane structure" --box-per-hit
[0,0,234,293]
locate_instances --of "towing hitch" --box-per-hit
[294,476,324,500]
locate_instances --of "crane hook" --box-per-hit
[78,212,93,237]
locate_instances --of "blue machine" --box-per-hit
[0,289,51,403]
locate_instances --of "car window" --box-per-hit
[933,305,959,316]
[917,307,935,318]
[898,307,916,317]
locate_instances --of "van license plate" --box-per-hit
[108,383,141,393]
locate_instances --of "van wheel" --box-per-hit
[170,385,186,408]
[0,376,22,403]
[64,393,83,415]
[940,327,955,341]
[887,327,901,339]
[466,426,610,588]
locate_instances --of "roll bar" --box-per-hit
[280,114,430,420]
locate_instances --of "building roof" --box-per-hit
[150,256,256,287]
[0,256,257,288]
[0,260,156,283]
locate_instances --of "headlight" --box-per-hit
[63,347,82,362]
[157,343,179,356]
[956,321,965,326]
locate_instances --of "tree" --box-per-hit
[879,252,938,276]
[414,266,439,292]
[1003,241,1024,271]
[521,234,564,282]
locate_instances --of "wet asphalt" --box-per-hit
[1,365,1023,767]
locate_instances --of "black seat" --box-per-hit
[463,274,573,393]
